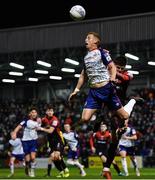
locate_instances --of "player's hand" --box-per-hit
[64,146,69,151]
[68,91,77,102]
[122,135,128,139]
[68,88,80,102]
[36,127,43,131]
[91,147,96,153]
[47,147,51,153]
[37,117,42,125]
[8,151,11,156]
[72,147,77,151]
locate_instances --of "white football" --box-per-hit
[69,5,86,21]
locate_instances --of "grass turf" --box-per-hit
[0,167,155,179]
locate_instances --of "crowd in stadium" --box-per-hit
[0,87,154,167]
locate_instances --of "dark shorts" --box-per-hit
[11,154,24,161]
[96,148,108,157]
[84,82,122,111]
[22,140,38,155]
[49,141,64,154]
[119,145,135,156]
[68,149,79,160]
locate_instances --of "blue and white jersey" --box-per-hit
[84,49,112,85]
[9,138,24,155]
[20,119,41,141]
[119,126,136,147]
[63,131,78,151]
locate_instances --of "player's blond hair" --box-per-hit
[87,32,101,47]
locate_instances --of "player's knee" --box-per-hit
[81,117,90,122]
[116,109,129,120]
[123,113,129,120]
[31,157,36,162]
[51,152,61,161]
[120,112,129,121]
[10,162,14,166]
[67,159,75,165]
[101,156,107,163]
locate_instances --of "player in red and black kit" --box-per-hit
[39,105,69,178]
[90,122,122,176]
[103,56,144,179]
[114,56,133,104]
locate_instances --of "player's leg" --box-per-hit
[44,156,53,177]
[74,159,86,176]
[130,155,140,176]
[112,160,122,176]
[24,154,31,176]
[81,90,100,122]
[8,156,15,177]
[52,151,69,178]
[59,157,69,177]
[100,154,107,167]
[120,149,129,176]
[51,151,63,171]
[22,141,31,176]
[66,158,75,165]
[116,97,144,127]
[29,152,37,177]
[45,158,52,177]
[81,108,97,122]
[72,147,86,176]
[102,97,136,179]
[102,116,119,179]
[66,149,75,165]
[29,140,38,177]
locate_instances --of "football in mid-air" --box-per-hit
[69,5,86,21]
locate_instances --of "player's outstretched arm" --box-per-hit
[107,62,117,82]
[37,126,55,134]
[68,69,86,101]
[12,125,22,135]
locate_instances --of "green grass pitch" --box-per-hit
[0,167,155,179]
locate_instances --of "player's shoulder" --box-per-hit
[9,139,13,143]
[106,130,111,135]
[99,48,110,55]
[95,131,100,136]
[128,125,136,132]
[42,116,48,122]
[20,118,28,126]
[52,115,58,121]
[105,130,111,136]
[99,48,112,62]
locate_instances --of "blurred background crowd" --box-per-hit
[0,87,155,167]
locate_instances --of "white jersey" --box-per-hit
[119,126,136,147]
[9,138,24,155]
[63,131,78,151]
[20,119,41,141]
[84,49,112,85]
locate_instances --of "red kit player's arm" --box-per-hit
[89,134,95,149]
[116,71,133,81]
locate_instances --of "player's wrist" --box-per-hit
[40,127,44,131]
[74,88,80,93]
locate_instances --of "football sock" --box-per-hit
[121,157,128,174]
[124,99,136,116]
[47,164,52,176]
